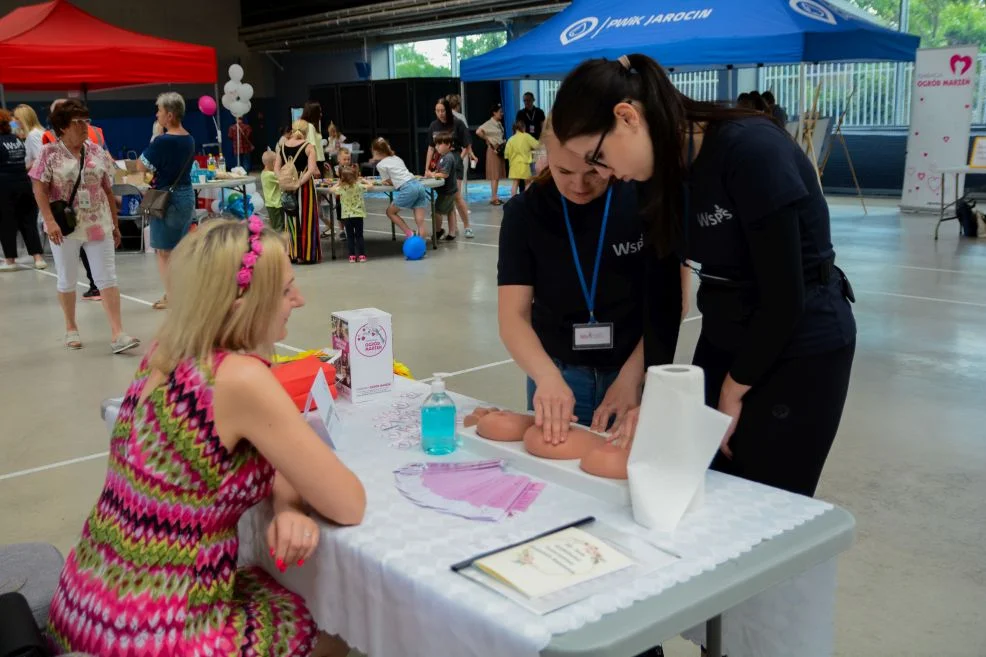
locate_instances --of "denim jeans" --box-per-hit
[526,359,621,427]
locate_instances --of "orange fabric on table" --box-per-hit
[271,356,338,411]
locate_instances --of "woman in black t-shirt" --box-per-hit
[551,54,856,498]
[0,109,44,271]
[498,119,684,444]
[425,98,475,238]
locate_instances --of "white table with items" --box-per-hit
[100,377,854,657]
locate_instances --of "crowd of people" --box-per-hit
[4,52,856,657]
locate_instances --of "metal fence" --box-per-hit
[670,70,721,102]
[758,54,986,127]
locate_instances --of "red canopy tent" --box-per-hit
[0,0,217,92]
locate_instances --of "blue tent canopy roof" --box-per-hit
[460,0,919,81]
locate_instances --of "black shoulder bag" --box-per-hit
[138,147,196,220]
[49,145,85,234]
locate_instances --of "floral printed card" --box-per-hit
[475,527,635,599]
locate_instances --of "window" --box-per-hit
[393,39,452,78]
[391,32,506,79]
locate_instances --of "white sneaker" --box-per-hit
[0,262,19,272]
[464,228,475,239]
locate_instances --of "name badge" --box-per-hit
[528,126,535,134]
[76,190,92,210]
[572,322,614,351]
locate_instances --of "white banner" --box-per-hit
[901,46,978,212]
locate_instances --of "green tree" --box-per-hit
[848,0,986,50]
[454,32,507,61]
[394,43,451,78]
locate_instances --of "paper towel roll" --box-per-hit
[627,364,730,531]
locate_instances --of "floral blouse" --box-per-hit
[29,140,115,242]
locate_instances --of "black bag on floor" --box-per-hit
[956,197,978,237]
[0,592,48,657]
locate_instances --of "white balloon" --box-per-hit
[211,199,222,213]
[230,99,251,117]
[228,64,244,82]
[223,80,240,95]
[250,192,264,211]
[221,93,236,109]
[238,83,254,101]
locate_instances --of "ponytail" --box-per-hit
[552,54,759,256]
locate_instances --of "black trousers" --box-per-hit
[80,248,97,290]
[694,335,855,497]
[345,217,365,256]
[0,186,42,258]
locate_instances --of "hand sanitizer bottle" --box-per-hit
[217,153,226,173]
[421,373,456,455]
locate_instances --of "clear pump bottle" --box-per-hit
[420,373,456,455]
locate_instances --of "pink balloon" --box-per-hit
[198,95,217,117]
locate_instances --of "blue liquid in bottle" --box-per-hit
[421,376,457,455]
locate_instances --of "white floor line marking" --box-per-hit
[0,451,109,483]
[420,358,516,383]
[857,290,986,308]
[32,268,305,354]
[361,228,499,248]
[366,211,501,230]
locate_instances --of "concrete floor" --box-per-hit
[1,193,984,656]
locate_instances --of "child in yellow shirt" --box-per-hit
[504,120,539,196]
[260,150,283,230]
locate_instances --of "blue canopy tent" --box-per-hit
[460,0,919,81]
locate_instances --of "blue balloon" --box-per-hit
[402,235,427,261]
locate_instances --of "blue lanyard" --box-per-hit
[561,185,613,324]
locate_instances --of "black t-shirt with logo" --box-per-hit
[498,178,649,370]
[685,116,855,382]
[515,107,547,140]
[0,133,30,189]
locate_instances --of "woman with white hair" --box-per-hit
[137,92,196,309]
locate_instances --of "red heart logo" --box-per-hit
[918,172,926,180]
[944,136,950,142]
[950,54,972,75]
[965,104,971,109]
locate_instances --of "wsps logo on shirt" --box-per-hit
[612,235,644,256]
[696,205,734,227]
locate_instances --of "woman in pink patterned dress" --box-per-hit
[47,217,366,657]
[29,99,139,353]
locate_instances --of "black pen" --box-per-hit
[450,516,596,572]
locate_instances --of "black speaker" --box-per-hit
[309,85,339,131]
[374,81,411,130]
[339,83,372,131]
[463,81,502,127]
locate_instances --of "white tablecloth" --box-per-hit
[234,377,836,657]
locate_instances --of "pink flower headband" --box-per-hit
[237,216,265,293]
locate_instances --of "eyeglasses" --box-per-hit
[585,126,613,169]
[71,118,92,125]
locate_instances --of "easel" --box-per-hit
[819,85,867,215]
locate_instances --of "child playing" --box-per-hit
[371,137,429,238]
[425,133,458,240]
[505,120,539,196]
[260,150,284,231]
[329,164,373,262]
[320,146,353,239]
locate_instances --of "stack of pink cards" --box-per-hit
[394,460,545,521]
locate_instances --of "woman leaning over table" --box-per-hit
[29,99,139,354]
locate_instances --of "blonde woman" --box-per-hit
[275,119,320,264]
[47,218,365,657]
[14,104,45,169]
